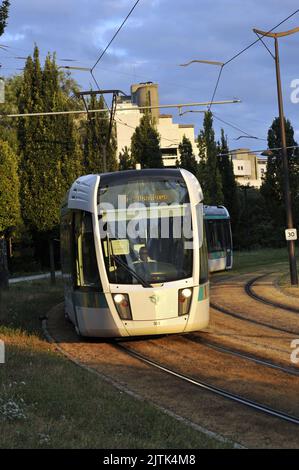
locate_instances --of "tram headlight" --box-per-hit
[178,288,193,316]
[113,294,132,320]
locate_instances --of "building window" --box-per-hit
[161,148,177,156]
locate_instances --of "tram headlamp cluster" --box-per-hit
[178,288,193,316]
[113,294,132,320]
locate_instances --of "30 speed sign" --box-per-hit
[285,228,297,241]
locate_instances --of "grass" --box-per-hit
[0,280,227,449]
[212,247,291,277]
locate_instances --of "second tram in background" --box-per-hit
[204,205,233,272]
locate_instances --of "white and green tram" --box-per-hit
[204,205,233,272]
[60,169,209,337]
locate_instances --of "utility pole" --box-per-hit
[253,26,299,286]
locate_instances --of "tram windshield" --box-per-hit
[98,178,194,285]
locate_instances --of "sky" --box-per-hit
[1,0,299,152]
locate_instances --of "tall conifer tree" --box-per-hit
[261,117,299,236]
[18,46,83,281]
[0,140,20,289]
[131,113,163,168]
[83,94,117,173]
[217,129,239,229]
[176,135,198,176]
[197,111,223,205]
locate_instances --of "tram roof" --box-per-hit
[203,205,230,219]
[98,168,182,185]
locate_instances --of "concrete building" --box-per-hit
[115,82,198,167]
[230,148,267,188]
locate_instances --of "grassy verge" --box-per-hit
[0,281,227,449]
[212,248,291,277]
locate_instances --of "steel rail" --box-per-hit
[245,274,299,315]
[186,335,299,377]
[210,301,299,336]
[116,343,299,426]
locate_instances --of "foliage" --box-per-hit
[217,129,239,233]
[0,140,21,233]
[197,111,223,205]
[82,94,117,174]
[0,75,23,152]
[261,117,299,235]
[18,46,83,234]
[176,135,198,176]
[0,0,9,37]
[131,113,163,168]
[118,146,135,170]
[235,186,275,250]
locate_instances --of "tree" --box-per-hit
[0,0,12,291]
[0,75,23,152]
[0,0,10,37]
[0,140,20,290]
[176,135,198,176]
[18,46,83,282]
[82,94,117,173]
[118,146,135,170]
[261,117,299,241]
[197,111,223,205]
[217,129,239,234]
[131,113,163,168]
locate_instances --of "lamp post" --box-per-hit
[253,26,299,286]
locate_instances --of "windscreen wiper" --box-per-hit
[111,254,152,288]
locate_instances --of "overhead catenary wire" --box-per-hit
[1,99,239,119]
[205,9,299,113]
[224,8,299,67]
[212,112,267,141]
[218,145,299,157]
[91,0,142,73]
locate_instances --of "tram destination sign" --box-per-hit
[285,228,298,241]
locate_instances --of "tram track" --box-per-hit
[210,271,299,336]
[210,300,299,336]
[44,303,299,447]
[245,274,299,315]
[185,334,299,377]
[115,341,299,427]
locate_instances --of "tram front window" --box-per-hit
[206,219,226,253]
[98,178,193,285]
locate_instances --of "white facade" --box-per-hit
[115,84,198,167]
[230,148,267,188]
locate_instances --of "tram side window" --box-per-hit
[199,226,209,284]
[60,213,73,278]
[224,220,232,249]
[74,211,101,290]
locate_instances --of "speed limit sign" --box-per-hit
[285,228,297,241]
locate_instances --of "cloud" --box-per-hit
[1,0,298,148]
[1,32,25,42]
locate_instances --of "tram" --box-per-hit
[204,205,233,272]
[60,169,209,337]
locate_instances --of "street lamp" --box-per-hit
[253,26,299,285]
